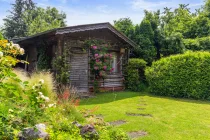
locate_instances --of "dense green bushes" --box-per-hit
[146,51,210,99]
[184,37,210,51]
[125,58,147,91]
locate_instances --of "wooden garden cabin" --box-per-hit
[14,22,137,93]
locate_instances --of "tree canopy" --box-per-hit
[3,0,66,38]
[24,7,66,36]
[114,0,210,64]
[3,0,35,38]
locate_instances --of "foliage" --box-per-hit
[24,7,66,36]
[114,18,135,39]
[161,4,193,37]
[146,51,210,99]
[0,40,59,139]
[161,32,185,57]
[3,0,66,38]
[184,36,210,51]
[134,20,156,64]
[0,40,127,140]
[28,71,56,99]
[52,47,71,87]
[0,31,4,40]
[45,104,84,140]
[184,13,210,38]
[37,45,51,70]
[3,0,35,38]
[84,40,114,93]
[125,58,147,91]
[114,3,210,62]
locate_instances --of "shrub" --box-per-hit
[145,51,210,99]
[29,71,56,99]
[125,58,147,91]
[184,37,210,51]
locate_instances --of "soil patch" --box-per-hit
[126,112,152,117]
[109,120,126,126]
[127,130,148,139]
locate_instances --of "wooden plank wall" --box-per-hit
[63,36,127,92]
[64,38,89,92]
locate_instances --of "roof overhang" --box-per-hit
[13,22,137,48]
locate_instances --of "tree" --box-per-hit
[144,10,163,59]
[204,0,210,18]
[3,0,35,38]
[134,20,156,64]
[114,18,135,39]
[0,32,3,40]
[24,7,66,36]
[161,32,184,56]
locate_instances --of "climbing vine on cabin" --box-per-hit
[52,47,71,87]
[84,40,114,93]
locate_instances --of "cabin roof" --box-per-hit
[13,22,137,47]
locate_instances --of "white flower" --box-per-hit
[48,103,56,108]
[39,79,44,84]
[13,44,20,50]
[36,97,40,100]
[0,51,3,58]
[44,97,50,102]
[8,109,14,112]
[19,48,25,55]
[7,43,12,48]
[32,84,39,90]
[40,95,45,99]
[38,92,43,96]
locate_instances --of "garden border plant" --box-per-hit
[146,51,210,99]
[125,58,147,91]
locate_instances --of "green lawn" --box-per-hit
[78,91,210,140]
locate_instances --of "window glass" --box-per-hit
[111,52,118,73]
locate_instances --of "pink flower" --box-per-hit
[96,59,100,62]
[110,68,114,72]
[94,66,99,70]
[92,46,97,50]
[109,54,112,58]
[94,54,99,58]
[103,66,107,70]
[104,54,108,58]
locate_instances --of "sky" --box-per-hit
[0,0,205,27]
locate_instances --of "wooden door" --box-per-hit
[70,53,88,93]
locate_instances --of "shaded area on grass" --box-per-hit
[80,91,141,105]
[80,91,210,106]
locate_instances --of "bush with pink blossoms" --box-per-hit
[84,40,114,93]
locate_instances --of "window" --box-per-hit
[111,52,118,73]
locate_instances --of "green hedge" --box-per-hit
[125,58,147,91]
[145,51,210,99]
[184,37,210,51]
